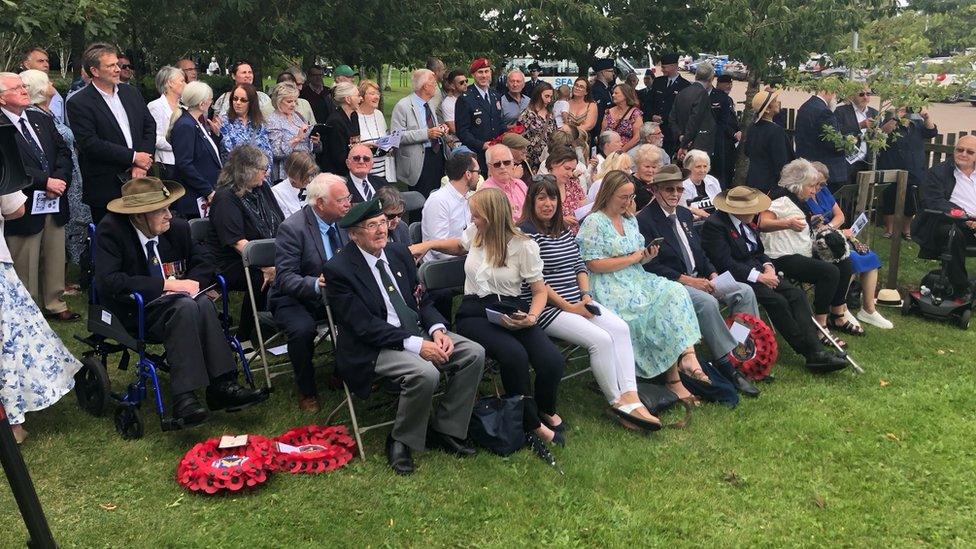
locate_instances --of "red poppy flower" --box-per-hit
[725,313,778,381]
[176,435,275,494]
[271,425,356,474]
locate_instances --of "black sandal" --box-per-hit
[829,313,865,337]
[818,329,847,349]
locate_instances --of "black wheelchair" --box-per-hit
[903,209,976,329]
[72,223,267,439]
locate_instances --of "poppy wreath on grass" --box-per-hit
[176,435,275,494]
[271,425,356,474]
[725,313,778,381]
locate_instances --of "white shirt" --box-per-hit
[422,182,470,261]
[0,192,28,263]
[729,216,770,283]
[951,167,976,217]
[271,179,306,218]
[147,97,174,164]
[759,196,813,262]
[2,108,43,149]
[131,222,164,275]
[680,175,722,212]
[552,99,569,129]
[94,83,133,148]
[847,105,869,164]
[459,224,543,297]
[441,95,458,123]
[356,246,444,355]
[660,204,696,275]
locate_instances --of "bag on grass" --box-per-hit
[679,361,739,408]
[468,394,525,456]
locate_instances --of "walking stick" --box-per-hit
[811,319,864,374]
[0,402,58,548]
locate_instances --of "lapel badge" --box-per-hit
[396,271,402,277]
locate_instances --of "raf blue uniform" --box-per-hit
[455,85,504,176]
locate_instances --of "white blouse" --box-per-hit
[147,97,175,164]
[357,109,397,183]
[760,196,812,259]
[460,224,543,297]
[271,179,306,219]
[0,192,28,263]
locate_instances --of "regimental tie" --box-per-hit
[738,223,755,252]
[326,224,342,257]
[376,258,422,336]
[423,103,441,154]
[669,213,695,275]
[361,179,373,200]
[145,241,164,279]
[19,118,48,172]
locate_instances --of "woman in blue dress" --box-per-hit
[576,170,710,402]
[219,83,272,180]
[806,162,892,329]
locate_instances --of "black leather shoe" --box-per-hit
[730,370,761,397]
[386,434,414,475]
[172,392,208,426]
[206,380,268,412]
[805,350,848,373]
[427,429,476,457]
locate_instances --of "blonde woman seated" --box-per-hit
[681,148,723,220]
[519,177,660,430]
[577,170,711,403]
[631,144,664,211]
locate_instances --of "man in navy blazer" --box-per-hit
[67,43,155,223]
[345,143,390,203]
[455,58,503,177]
[700,186,848,373]
[636,165,760,395]
[1,71,78,320]
[324,197,484,475]
[268,174,352,411]
[794,89,847,190]
[170,85,222,217]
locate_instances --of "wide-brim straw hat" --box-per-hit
[107,177,185,214]
[713,186,772,216]
[751,89,781,121]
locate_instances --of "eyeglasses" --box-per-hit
[857,92,872,97]
[232,96,249,103]
[356,220,388,231]
[119,64,133,70]
[0,83,26,93]
[466,168,480,174]
[661,186,685,194]
[616,193,637,201]
[350,155,371,163]
[490,160,513,168]
[336,194,353,204]
[956,147,976,155]
[385,211,404,220]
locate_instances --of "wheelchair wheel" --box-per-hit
[114,405,144,440]
[958,309,971,330]
[75,355,111,416]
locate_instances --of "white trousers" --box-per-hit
[544,301,637,403]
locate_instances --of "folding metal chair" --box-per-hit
[187,217,210,244]
[402,190,426,213]
[408,221,423,245]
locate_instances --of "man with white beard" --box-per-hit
[794,87,847,191]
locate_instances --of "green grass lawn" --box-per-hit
[3,197,976,542]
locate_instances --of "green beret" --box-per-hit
[338,196,384,229]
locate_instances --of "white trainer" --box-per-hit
[856,309,894,329]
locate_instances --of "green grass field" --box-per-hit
[2,123,975,546]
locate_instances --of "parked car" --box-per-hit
[913,57,974,103]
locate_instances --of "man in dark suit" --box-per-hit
[670,62,716,163]
[0,71,80,321]
[67,42,155,223]
[94,178,267,425]
[589,58,616,143]
[911,135,976,297]
[345,143,390,202]
[835,87,879,186]
[700,186,848,372]
[324,197,484,475]
[455,58,504,177]
[648,53,690,156]
[710,74,741,186]
[636,165,760,396]
[794,89,847,191]
[637,69,654,122]
[268,174,352,412]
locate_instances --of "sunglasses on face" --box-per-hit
[857,92,871,97]
[350,155,371,163]
[491,160,513,168]
[385,211,404,220]
[232,96,249,103]
[119,64,133,70]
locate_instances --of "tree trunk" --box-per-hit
[69,23,85,79]
[376,64,386,112]
[733,70,762,186]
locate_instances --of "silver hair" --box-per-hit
[306,173,347,203]
[597,130,621,153]
[333,81,358,101]
[154,65,183,96]
[638,121,661,140]
[778,158,819,194]
[270,81,300,110]
[633,144,663,166]
[216,145,269,196]
[485,143,512,165]
[411,69,435,93]
[180,81,213,109]
[0,71,21,92]
[18,69,49,105]
[695,62,715,82]
[682,149,711,170]
[507,69,524,79]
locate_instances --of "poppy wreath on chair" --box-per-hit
[176,435,275,494]
[724,313,778,381]
[271,425,357,474]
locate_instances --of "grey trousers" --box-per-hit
[686,281,759,358]
[374,332,485,451]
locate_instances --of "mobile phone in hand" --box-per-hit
[509,311,528,320]
[584,303,601,315]
[647,237,664,249]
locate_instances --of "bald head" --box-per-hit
[347,143,374,178]
[955,135,976,172]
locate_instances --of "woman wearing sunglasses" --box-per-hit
[375,186,409,244]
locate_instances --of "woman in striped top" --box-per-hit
[519,177,661,431]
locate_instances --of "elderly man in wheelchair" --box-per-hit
[912,135,976,300]
[93,177,267,428]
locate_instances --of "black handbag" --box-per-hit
[468,393,525,456]
[679,361,739,408]
[636,382,693,429]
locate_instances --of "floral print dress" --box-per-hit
[576,211,700,378]
[518,108,555,172]
[219,118,273,180]
[603,107,643,144]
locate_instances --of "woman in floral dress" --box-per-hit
[517,82,555,173]
[601,83,643,152]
